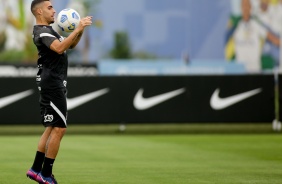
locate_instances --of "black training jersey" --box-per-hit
[33,25,68,91]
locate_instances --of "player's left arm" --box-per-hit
[69,30,84,49]
[69,16,93,49]
[50,16,92,54]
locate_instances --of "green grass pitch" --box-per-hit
[0,134,282,184]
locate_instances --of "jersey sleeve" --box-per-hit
[38,27,58,48]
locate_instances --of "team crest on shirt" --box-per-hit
[44,114,54,122]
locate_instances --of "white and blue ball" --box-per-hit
[57,8,80,32]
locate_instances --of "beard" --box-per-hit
[48,16,55,24]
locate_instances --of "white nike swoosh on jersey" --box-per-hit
[67,88,109,110]
[133,88,186,110]
[0,90,34,109]
[210,88,262,110]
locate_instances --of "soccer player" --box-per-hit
[233,0,280,72]
[26,0,92,183]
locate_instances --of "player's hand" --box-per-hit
[77,16,93,31]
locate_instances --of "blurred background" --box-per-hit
[0,0,281,72]
[0,0,281,129]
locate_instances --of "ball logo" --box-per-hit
[60,15,68,23]
[72,12,79,20]
[44,114,54,123]
[68,23,76,31]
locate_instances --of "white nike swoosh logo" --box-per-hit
[67,88,109,110]
[134,88,186,110]
[0,90,34,109]
[210,88,262,110]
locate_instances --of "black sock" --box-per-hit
[31,151,45,172]
[41,157,55,177]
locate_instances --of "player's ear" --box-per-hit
[37,8,43,15]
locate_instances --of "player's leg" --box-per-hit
[45,127,66,158]
[26,127,52,181]
[37,127,66,184]
[38,127,53,152]
[37,89,67,183]
[26,94,54,182]
[41,127,66,177]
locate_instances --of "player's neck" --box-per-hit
[36,22,50,26]
[36,17,50,26]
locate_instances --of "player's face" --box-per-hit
[260,0,269,12]
[241,0,251,21]
[42,1,56,24]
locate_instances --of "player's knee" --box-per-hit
[53,127,67,137]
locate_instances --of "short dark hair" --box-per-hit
[31,0,49,15]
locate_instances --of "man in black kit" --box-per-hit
[26,0,92,183]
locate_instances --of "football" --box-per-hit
[57,8,80,32]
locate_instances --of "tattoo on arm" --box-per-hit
[72,33,82,41]
[70,32,83,49]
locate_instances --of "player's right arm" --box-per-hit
[50,16,92,54]
[267,32,280,47]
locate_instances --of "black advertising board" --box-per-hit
[0,75,277,124]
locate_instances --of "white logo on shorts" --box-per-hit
[44,114,54,122]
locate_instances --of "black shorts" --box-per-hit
[39,89,67,128]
